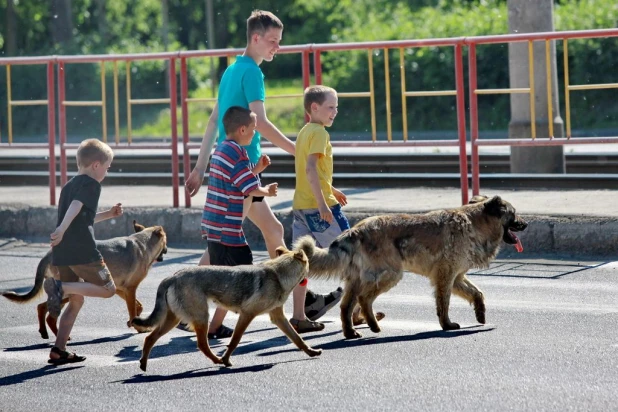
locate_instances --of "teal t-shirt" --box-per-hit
[217,55,265,164]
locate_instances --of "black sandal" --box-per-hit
[48,346,86,365]
[207,324,234,340]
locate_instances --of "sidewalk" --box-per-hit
[1,185,617,257]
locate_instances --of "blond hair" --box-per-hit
[303,85,337,114]
[247,10,283,43]
[76,139,114,168]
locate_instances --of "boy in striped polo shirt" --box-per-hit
[201,106,278,337]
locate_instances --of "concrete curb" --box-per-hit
[1,206,617,258]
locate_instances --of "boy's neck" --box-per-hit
[77,168,96,180]
[309,118,324,126]
[243,46,263,66]
[225,134,244,145]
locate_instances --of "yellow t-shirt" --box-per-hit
[293,123,339,210]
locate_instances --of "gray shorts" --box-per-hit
[292,204,351,247]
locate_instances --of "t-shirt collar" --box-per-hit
[237,54,259,66]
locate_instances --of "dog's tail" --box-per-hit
[2,251,50,303]
[131,276,175,329]
[293,235,353,281]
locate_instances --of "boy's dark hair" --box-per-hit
[223,106,256,135]
[303,85,337,114]
[247,10,283,43]
[76,138,114,168]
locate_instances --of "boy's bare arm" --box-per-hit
[185,103,220,197]
[306,154,334,223]
[50,200,83,246]
[249,101,295,156]
[95,203,123,223]
[247,182,278,198]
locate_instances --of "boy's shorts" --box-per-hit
[207,241,253,266]
[292,204,351,247]
[55,260,115,290]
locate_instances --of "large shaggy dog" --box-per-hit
[294,195,527,339]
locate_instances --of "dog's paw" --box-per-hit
[221,357,233,367]
[139,359,148,372]
[344,329,363,339]
[369,325,381,334]
[39,328,49,340]
[475,306,486,324]
[305,348,322,357]
[441,322,461,331]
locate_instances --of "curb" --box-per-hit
[1,206,617,258]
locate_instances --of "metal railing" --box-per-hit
[2,29,618,207]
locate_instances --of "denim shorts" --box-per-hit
[292,204,350,247]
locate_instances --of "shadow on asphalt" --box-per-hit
[260,326,495,356]
[469,261,607,279]
[3,333,134,353]
[113,358,314,383]
[0,364,84,386]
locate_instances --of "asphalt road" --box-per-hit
[0,239,616,411]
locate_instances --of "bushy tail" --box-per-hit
[131,277,174,329]
[2,251,51,303]
[293,235,352,281]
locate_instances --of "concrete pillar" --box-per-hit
[508,0,565,173]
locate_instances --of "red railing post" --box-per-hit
[57,61,68,187]
[169,58,179,208]
[454,43,469,205]
[313,50,322,85]
[47,61,57,205]
[180,57,191,208]
[302,49,311,123]
[468,43,480,196]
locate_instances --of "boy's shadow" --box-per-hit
[0,364,84,386]
[3,333,134,353]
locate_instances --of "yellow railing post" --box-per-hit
[528,41,536,139]
[113,61,120,144]
[546,39,554,138]
[101,62,107,142]
[6,65,12,144]
[368,50,376,142]
[126,61,132,144]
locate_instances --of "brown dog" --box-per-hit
[2,221,167,338]
[131,246,321,370]
[294,195,527,339]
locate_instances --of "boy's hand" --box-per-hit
[185,166,206,197]
[110,203,123,217]
[318,203,334,223]
[253,155,271,175]
[266,182,278,197]
[332,188,348,206]
[50,227,66,247]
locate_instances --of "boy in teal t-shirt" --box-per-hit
[184,10,342,336]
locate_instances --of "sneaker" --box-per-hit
[176,322,193,332]
[207,324,234,340]
[290,318,325,334]
[43,278,63,319]
[305,287,343,321]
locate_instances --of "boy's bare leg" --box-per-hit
[61,282,115,299]
[247,200,308,320]
[51,294,84,358]
[197,248,228,334]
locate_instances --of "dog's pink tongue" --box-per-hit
[514,236,523,253]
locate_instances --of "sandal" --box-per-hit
[290,318,325,334]
[207,324,234,340]
[48,346,86,365]
[353,311,386,326]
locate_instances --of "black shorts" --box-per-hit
[207,241,253,266]
[242,195,264,203]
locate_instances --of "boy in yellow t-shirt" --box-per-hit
[290,85,349,332]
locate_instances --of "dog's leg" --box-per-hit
[358,292,381,334]
[44,297,69,338]
[116,288,141,327]
[269,306,322,358]
[220,312,255,367]
[37,302,49,339]
[193,323,223,365]
[434,272,459,330]
[452,274,486,324]
[341,280,363,339]
[135,298,144,316]
[139,309,179,372]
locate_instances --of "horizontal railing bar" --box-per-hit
[475,88,530,95]
[405,90,457,97]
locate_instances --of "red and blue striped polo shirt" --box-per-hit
[201,140,260,246]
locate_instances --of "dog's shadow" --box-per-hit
[113,358,313,384]
[0,364,84,386]
[260,326,495,356]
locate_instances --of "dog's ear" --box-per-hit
[275,246,288,257]
[469,195,489,204]
[153,226,165,237]
[293,250,307,262]
[133,220,146,233]
[483,195,506,217]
